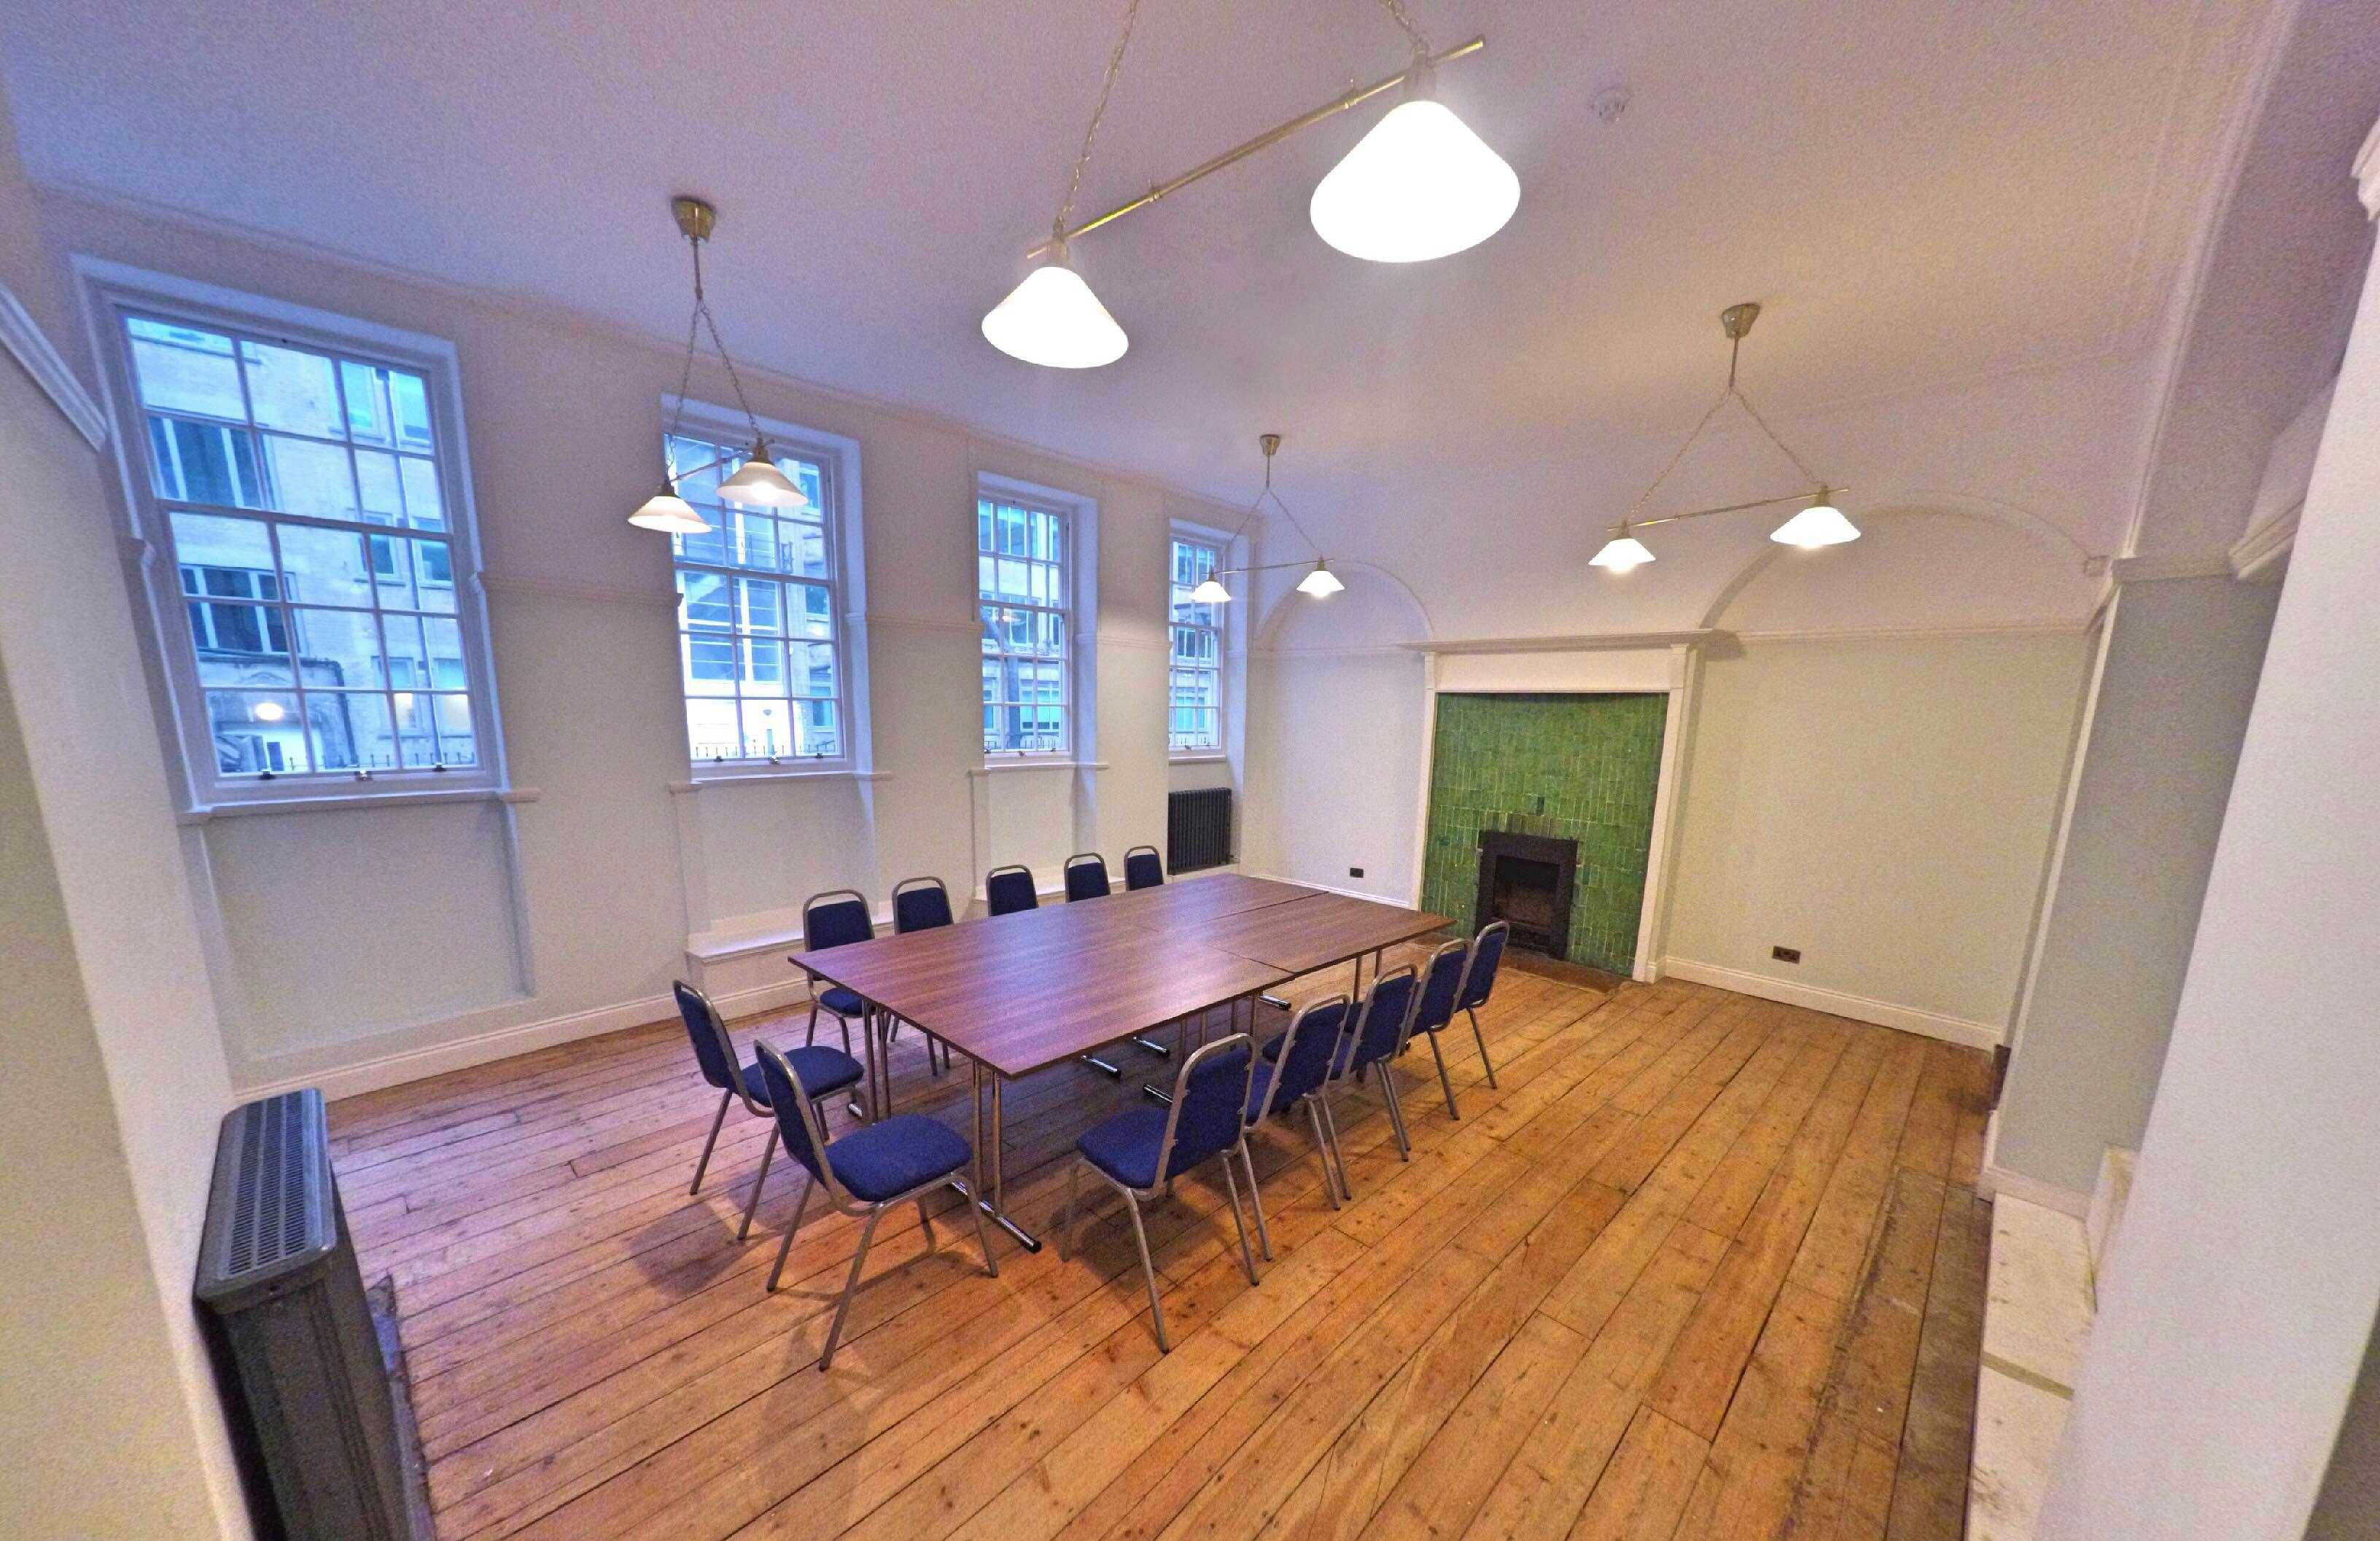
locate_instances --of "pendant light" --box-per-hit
[984,0,1144,367]
[1185,434,1353,602]
[1296,560,1348,596]
[1590,303,1856,569]
[1189,571,1232,604]
[984,4,1511,366]
[627,197,811,534]
[1310,2,1519,264]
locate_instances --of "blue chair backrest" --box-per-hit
[757,1043,831,1187]
[1264,997,1349,1111]
[1159,1036,1254,1181]
[673,980,736,1092]
[1348,967,1418,1073]
[1456,922,1508,1011]
[804,892,874,951]
[985,865,1039,916]
[892,880,953,934]
[1065,854,1111,902]
[1412,940,1469,1036]
[1124,847,1164,890]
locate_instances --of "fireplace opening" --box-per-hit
[1476,830,1579,961]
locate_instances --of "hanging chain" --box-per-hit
[680,233,770,453]
[1728,384,1821,487]
[1624,332,1823,524]
[1376,0,1433,57]
[1624,393,1730,523]
[1055,0,1147,241]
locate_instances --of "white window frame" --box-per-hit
[976,475,1094,761]
[664,399,868,780]
[76,257,508,810]
[1167,526,1232,757]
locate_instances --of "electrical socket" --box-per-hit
[1349,867,1365,879]
[1771,945,1801,964]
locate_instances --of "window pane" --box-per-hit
[792,641,837,699]
[682,633,736,694]
[739,699,794,759]
[308,691,393,771]
[241,340,344,440]
[738,577,782,636]
[398,456,446,530]
[128,319,244,419]
[355,450,404,520]
[260,433,357,519]
[291,606,384,690]
[411,539,457,611]
[151,416,264,507]
[742,637,788,695]
[172,510,275,572]
[800,698,841,758]
[680,570,731,629]
[206,690,307,774]
[389,370,435,453]
[341,361,391,445]
[432,694,477,765]
[382,615,428,685]
[422,618,467,689]
[390,690,438,768]
[793,582,833,639]
[278,524,373,607]
[687,698,740,762]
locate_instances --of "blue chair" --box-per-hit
[984,864,1039,916]
[1452,921,1508,1092]
[1064,852,1111,902]
[794,889,874,1055]
[1123,844,1164,891]
[672,980,863,1241]
[1326,964,1420,1174]
[756,1042,996,1369]
[890,877,954,1076]
[1061,1034,1263,1351]
[1405,937,1474,1117]
[1250,995,1354,1220]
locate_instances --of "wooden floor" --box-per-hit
[332,959,1994,1541]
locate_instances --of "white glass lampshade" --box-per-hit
[1589,533,1655,571]
[628,488,712,534]
[981,255,1129,369]
[1190,576,1232,604]
[1770,494,1860,548]
[1296,561,1346,597]
[718,448,809,509]
[1310,98,1520,263]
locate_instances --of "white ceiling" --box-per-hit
[1,0,2282,631]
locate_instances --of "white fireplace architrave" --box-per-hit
[1401,631,1715,983]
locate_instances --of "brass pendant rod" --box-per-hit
[1027,35,1487,259]
[1619,485,1850,532]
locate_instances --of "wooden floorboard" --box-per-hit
[334,958,1991,1541]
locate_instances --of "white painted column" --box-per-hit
[2035,118,2380,1541]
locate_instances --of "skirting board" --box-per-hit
[1972,1107,2094,1217]
[1660,957,2005,1053]
[238,975,818,1104]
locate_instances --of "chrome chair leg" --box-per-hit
[1378,1064,1413,1158]
[1218,1144,1260,1284]
[819,1204,884,1369]
[737,1124,780,1240]
[1059,1159,1085,1262]
[1304,1099,1342,1209]
[1238,1139,1273,1261]
[1427,1031,1461,1118]
[1467,1005,1499,1089]
[917,1194,936,1248]
[691,1090,731,1194]
[805,1000,820,1047]
[1121,1188,1168,1352]
[766,1174,812,1292]
[1318,1092,1353,1201]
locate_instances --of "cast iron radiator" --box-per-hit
[1167,787,1234,873]
[195,1088,418,1540]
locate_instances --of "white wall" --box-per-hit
[1991,573,2279,1198]
[0,87,249,1539]
[31,188,1250,1095]
[1662,632,2091,1043]
[2035,118,2380,1541]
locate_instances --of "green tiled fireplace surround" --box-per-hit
[1420,692,1666,975]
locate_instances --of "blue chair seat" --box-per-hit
[1077,1106,1169,1190]
[742,1045,863,1107]
[1246,1060,1291,1119]
[825,1114,972,1201]
[817,985,865,1016]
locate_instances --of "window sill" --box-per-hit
[968,760,1109,776]
[1169,753,1232,764]
[178,786,537,824]
[672,768,890,792]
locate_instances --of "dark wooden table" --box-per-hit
[788,874,1445,1250]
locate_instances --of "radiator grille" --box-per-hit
[1167,787,1233,873]
[199,1088,336,1303]
[228,1093,313,1274]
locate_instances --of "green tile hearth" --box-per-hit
[1420,692,1665,974]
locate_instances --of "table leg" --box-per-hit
[847,1004,874,1121]
[949,1056,1041,1252]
